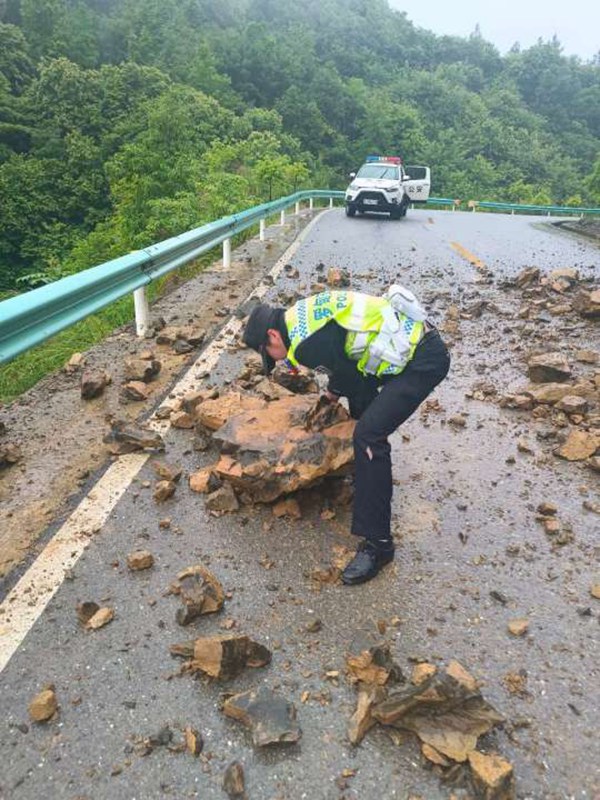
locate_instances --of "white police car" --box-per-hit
[345,155,431,220]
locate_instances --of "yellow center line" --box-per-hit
[450,241,486,271]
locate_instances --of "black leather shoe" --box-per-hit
[341,541,395,585]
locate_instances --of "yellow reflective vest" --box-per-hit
[284,291,424,377]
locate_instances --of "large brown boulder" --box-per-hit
[195,393,355,503]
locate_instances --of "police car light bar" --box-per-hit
[365,154,403,164]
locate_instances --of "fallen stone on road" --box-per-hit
[123,357,161,383]
[347,684,386,745]
[468,750,515,800]
[168,564,225,625]
[153,480,176,502]
[507,619,529,637]
[222,687,302,746]
[555,430,600,461]
[184,726,203,756]
[205,483,239,515]
[0,442,22,470]
[345,633,404,686]
[104,419,165,454]
[151,461,182,483]
[171,634,271,679]
[80,369,111,399]
[127,550,155,571]
[527,353,571,384]
[223,761,245,798]
[121,381,152,401]
[574,288,600,318]
[76,602,114,630]
[28,687,58,722]
[195,392,354,504]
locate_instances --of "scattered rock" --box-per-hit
[222,687,302,746]
[171,411,195,429]
[468,750,515,800]
[0,443,22,469]
[28,688,58,722]
[272,498,302,519]
[189,468,216,493]
[171,635,271,679]
[153,480,176,502]
[574,288,600,319]
[348,684,386,745]
[590,584,600,600]
[223,761,245,798]
[104,420,165,454]
[515,267,539,288]
[371,664,504,762]
[80,370,111,399]
[127,550,155,571]
[555,395,588,414]
[64,352,85,372]
[124,357,161,383]
[411,663,437,685]
[507,619,529,637]
[206,483,239,515]
[448,414,467,428]
[184,726,203,756]
[85,606,115,630]
[555,430,600,461]
[527,353,571,384]
[151,461,182,483]
[169,565,225,625]
[121,381,152,401]
[346,634,404,686]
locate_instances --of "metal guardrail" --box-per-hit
[0,190,343,364]
[2,189,598,364]
[467,200,600,216]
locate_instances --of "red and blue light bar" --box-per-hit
[365,154,403,164]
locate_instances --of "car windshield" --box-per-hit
[356,164,399,180]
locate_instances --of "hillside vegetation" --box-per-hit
[1,0,600,299]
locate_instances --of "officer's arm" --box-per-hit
[294,322,370,400]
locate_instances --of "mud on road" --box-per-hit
[0,208,599,800]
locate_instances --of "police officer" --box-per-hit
[243,288,450,585]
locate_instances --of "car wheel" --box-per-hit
[399,199,409,217]
[345,204,356,217]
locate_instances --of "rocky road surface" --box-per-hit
[0,208,599,800]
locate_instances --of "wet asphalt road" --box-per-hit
[1,208,599,800]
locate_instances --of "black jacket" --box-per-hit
[291,320,380,419]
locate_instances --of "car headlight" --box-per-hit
[349,182,358,191]
[386,186,399,193]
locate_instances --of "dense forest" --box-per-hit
[1,0,600,299]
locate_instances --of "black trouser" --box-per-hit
[351,329,451,544]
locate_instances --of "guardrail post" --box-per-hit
[295,201,300,215]
[329,197,334,208]
[133,287,150,338]
[309,198,314,211]
[223,237,231,269]
[280,209,285,226]
[259,218,266,241]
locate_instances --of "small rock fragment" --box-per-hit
[86,607,114,630]
[223,761,245,798]
[127,550,154,571]
[590,584,600,600]
[222,687,301,746]
[0,443,22,469]
[153,480,176,502]
[121,381,152,401]
[124,358,161,383]
[555,430,600,461]
[28,688,58,722]
[172,635,271,679]
[507,619,529,637]
[411,663,437,685]
[527,353,571,384]
[206,484,239,515]
[468,750,515,800]
[184,726,203,756]
[81,370,111,400]
[169,565,225,625]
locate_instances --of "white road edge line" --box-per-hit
[0,209,330,675]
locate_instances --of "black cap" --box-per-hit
[242,303,280,374]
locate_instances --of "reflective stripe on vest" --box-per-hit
[284,291,424,377]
